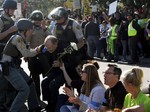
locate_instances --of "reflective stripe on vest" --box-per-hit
[128,20,137,36]
[110,24,117,39]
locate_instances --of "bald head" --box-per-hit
[44,35,58,53]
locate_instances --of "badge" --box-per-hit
[17,38,23,43]
[17,38,25,49]
[35,14,39,18]
[68,26,72,29]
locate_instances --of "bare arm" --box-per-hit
[102,12,109,23]
[60,63,72,86]
[122,105,144,112]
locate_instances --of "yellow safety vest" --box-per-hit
[110,24,118,39]
[128,20,137,36]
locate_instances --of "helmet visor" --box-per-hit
[51,15,62,20]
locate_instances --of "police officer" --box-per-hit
[0,0,18,110]
[0,18,42,112]
[0,0,18,55]
[41,7,89,111]
[27,10,50,100]
[48,6,89,73]
[48,7,85,51]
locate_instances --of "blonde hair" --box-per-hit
[123,68,143,88]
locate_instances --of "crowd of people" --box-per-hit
[0,0,150,112]
[77,4,150,64]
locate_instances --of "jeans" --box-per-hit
[97,38,107,58]
[87,35,99,58]
[60,105,71,112]
[4,67,39,112]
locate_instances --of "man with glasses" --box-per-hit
[100,64,127,112]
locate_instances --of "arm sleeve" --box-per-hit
[88,87,105,110]
[72,20,84,41]
[12,35,37,57]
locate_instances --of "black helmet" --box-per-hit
[17,18,33,31]
[48,7,68,20]
[30,10,44,21]
[2,0,17,9]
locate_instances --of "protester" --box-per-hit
[122,99,150,112]
[60,63,106,112]
[122,68,149,109]
[100,64,127,111]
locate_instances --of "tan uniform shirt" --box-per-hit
[0,12,14,32]
[52,18,84,41]
[12,34,37,57]
[30,27,50,48]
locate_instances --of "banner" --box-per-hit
[108,1,117,15]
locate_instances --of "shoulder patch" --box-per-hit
[76,25,81,30]
[17,38,23,43]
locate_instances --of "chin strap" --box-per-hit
[4,9,12,17]
[57,17,68,25]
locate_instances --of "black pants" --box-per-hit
[41,69,65,112]
[28,54,49,98]
[128,37,139,62]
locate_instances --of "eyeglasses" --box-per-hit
[103,71,115,74]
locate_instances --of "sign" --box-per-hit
[73,0,81,10]
[108,1,117,15]
[14,3,22,19]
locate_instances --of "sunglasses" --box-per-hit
[80,70,86,74]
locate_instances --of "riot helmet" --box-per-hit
[2,0,17,10]
[30,10,44,21]
[48,7,68,20]
[17,18,33,31]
